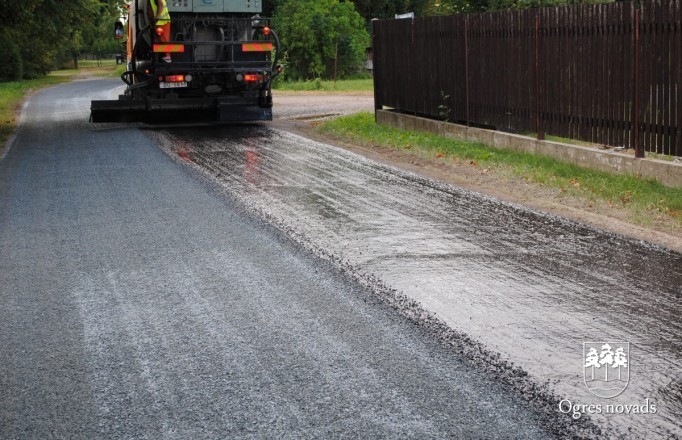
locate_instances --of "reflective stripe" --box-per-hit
[153,44,184,53]
[242,43,274,52]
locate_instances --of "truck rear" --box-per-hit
[91,0,281,123]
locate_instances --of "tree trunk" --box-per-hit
[333,41,338,84]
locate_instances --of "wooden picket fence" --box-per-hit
[372,1,682,157]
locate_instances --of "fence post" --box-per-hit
[633,6,643,158]
[465,17,470,126]
[372,18,380,121]
[412,17,417,117]
[678,0,682,158]
[536,13,544,141]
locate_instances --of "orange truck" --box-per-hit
[91,0,281,122]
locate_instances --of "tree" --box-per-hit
[350,0,429,21]
[599,343,615,381]
[273,0,369,80]
[82,0,129,66]
[0,0,41,78]
[483,0,616,12]
[264,0,286,16]
[0,35,23,81]
[0,0,126,78]
[584,347,600,381]
[419,0,617,15]
[612,347,628,380]
[0,0,43,27]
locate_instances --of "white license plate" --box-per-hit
[159,81,187,89]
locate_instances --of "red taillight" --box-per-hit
[165,75,185,82]
[262,26,271,36]
[156,27,164,36]
[244,74,263,82]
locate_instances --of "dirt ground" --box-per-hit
[271,92,682,254]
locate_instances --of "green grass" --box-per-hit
[113,64,127,78]
[319,112,682,228]
[0,74,74,146]
[54,59,122,78]
[77,59,118,69]
[647,152,676,162]
[1,62,124,148]
[273,78,373,92]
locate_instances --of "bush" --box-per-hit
[0,35,23,82]
[273,0,369,81]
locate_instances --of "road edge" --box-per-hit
[272,118,682,254]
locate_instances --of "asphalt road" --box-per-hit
[0,80,569,438]
[153,89,682,438]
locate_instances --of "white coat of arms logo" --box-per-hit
[583,342,630,398]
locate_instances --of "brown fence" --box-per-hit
[372,1,682,157]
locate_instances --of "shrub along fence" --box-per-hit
[372,1,682,157]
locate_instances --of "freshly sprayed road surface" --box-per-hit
[156,97,682,437]
[0,84,564,437]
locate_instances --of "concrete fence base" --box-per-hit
[376,110,682,189]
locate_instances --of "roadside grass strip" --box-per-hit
[0,63,122,149]
[273,78,374,92]
[319,112,682,229]
[0,75,73,146]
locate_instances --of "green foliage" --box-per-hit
[0,0,125,79]
[0,0,43,27]
[422,0,464,14]
[85,0,128,60]
[437,90,451,122]
[273,0,370,80]
[273,77,373,91]
[263,0,286,16]
[263,0,428,22]
[342,0,618,20]
[350,0,430,21]
[487,0,564,10]
[0,34,23,82]
[423,0,615,14]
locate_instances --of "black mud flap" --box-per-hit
[90,99,148,122]
[91,97,218,123]
[91,97,271,123]
[218,97,272,122]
